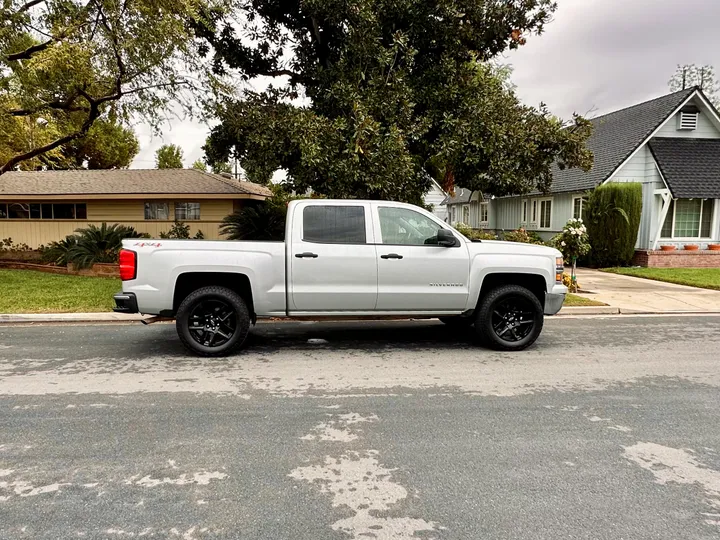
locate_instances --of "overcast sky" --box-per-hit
[130,0,720,169]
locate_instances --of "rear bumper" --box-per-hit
[113,292,139,314]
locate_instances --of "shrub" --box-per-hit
[68,223,145,269]
[160,221,205,240]
[0,238,32,252]
[220,186,292,241]
[502,228,546,245]
[550,218,591,292]
[585,183,642,267]
[42,235,78,266]
[453,222,497,241]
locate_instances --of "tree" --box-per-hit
[191,159,208,171]
[0,0,229,174]
[1,116,139,170]
[199,0,593,203]
[63,119,139,169]
[155,144,184,169]
[669,64,720,108]
[210,161,233,175]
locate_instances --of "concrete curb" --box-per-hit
[557,306,620,315]
[0,313,149,324]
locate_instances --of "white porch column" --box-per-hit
[651,189,672,250]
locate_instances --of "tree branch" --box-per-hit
[0,101,100,174]
[8,93,89,116]
[17,0,45,13]
[5,39,53,61]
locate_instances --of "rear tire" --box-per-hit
[176,286,250,357]
[475,284,544,351]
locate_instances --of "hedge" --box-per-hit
[585,182,642,267]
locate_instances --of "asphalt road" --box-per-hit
[1,315,720,539]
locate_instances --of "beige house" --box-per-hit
[0,169,272,248]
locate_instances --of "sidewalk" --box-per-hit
[573,268,720,313]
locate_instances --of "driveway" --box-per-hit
[574,268,720,312]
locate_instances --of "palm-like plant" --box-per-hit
[68,223,144,269]
[220,202,287,241]
[41,235,78,266]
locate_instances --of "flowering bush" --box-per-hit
[551,218,590,292]
[502,228,546,245]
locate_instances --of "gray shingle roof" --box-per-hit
[442,188,473,205]
[0,169,272,198]
[648,138,720,198]
[549,87,697,193]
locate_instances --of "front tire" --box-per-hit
[475,284,544,351]
[176,286,250,357]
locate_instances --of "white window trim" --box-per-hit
[661,198,715,240]
[572,196,586,220]
[479,202,489,227]
[537,198,553,230]
[530,200,538,226]
[462,204,470,225]
[520,200,528,225]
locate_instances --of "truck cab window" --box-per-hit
[303,205,366,244]
[378,207,443,245]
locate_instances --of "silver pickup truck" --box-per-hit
[114,199,566,356]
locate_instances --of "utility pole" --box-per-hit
[682,67,687,90]
[700,67,706,90]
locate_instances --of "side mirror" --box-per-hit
[437,228,458,247]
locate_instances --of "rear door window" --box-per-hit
[303,206,366,244]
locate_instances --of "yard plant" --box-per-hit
[585,183,642,267]
[42,223,145,269]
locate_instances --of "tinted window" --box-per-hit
[76,203,87,219]
[53,203,76,219]
[303,206,366,244]
[0,204,7,218]
[30,203,41,219]
[8,203,29,219]
[378,207,443,245]
[41,203,53,219]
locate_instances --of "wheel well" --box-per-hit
[173,272,254,316]
[476,273,546,308]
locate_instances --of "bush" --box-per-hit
[0,238,32,252]
[585,183,642,267]
[42,235,78,266]
[550,218,591,292]
[220,186,292,241]
[501,228,546,245]
[453,222,497,241]
[68,223,145,269]
[158,221,204,239]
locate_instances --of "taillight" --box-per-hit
[119,249,137,281]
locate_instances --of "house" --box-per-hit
[443,87,720,266]
[0,169,272,248]
[424,178,449,222]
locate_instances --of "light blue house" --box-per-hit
[444,87,720,255]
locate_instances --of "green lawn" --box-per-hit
[563,293,607,307]
[602,267,720,291]
[0,269,120,313]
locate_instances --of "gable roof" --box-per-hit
[442,188,473,205]
[0,169,272,198]
[549,87,697,194]
[648,138,720,198]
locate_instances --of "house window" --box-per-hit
[479,202,489,225]
[462,205,470,224]
[144,202,170,220]
[661,199,714,238]
[573,197,586,220]
[175,202,200,221]
[0,202,86,219]
[539,199,552,229]
[521,201,528,224]
[531,200,538,223]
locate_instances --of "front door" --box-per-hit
[374,205,470,311]
[289,202,378,312]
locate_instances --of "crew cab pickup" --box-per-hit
[114,200,566,356]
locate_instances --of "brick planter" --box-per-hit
[0,261,119,277]
[633,250,720,268]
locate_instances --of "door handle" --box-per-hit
[380,253,403,259]
[295,252,319,258]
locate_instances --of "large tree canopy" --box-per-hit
[0,0,229,174]
[201,0,593,202]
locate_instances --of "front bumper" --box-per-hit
[113,292,139,314]
[544,284,567,315]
